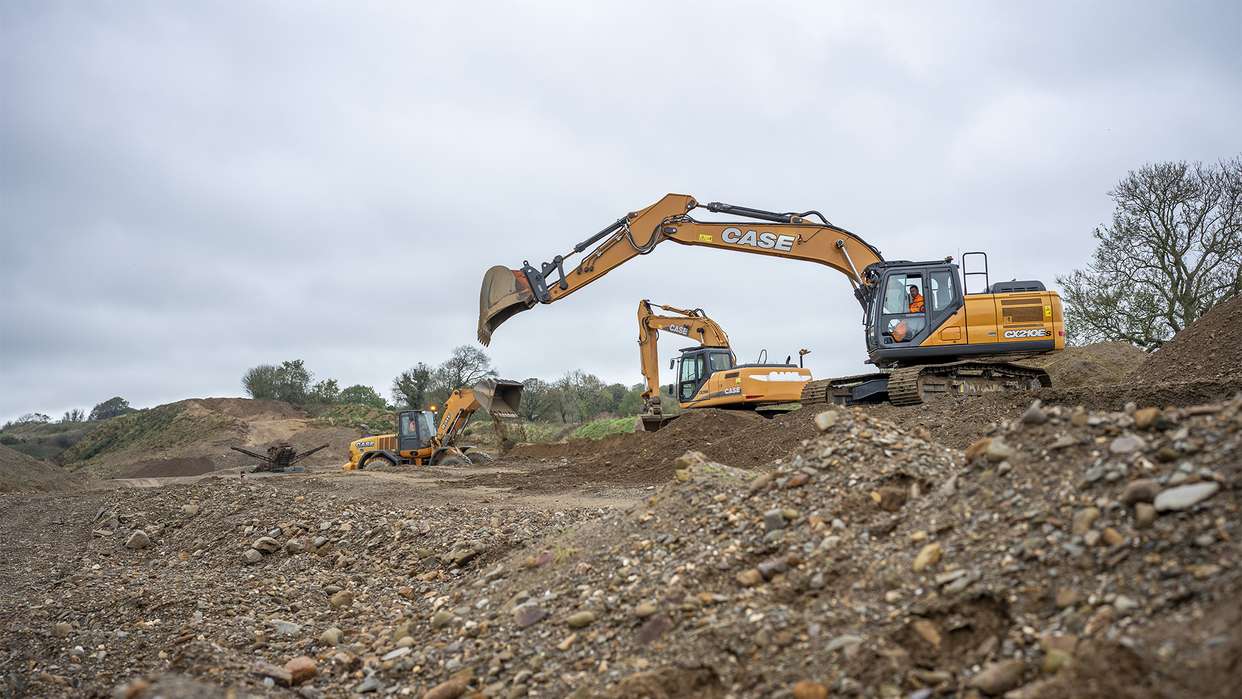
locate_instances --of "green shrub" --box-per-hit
[570,416,637,441]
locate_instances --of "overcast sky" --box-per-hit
[2,1,1240,421]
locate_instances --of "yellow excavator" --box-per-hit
[342,379,523,469]
[637,299,811,431]
[479,193,1064,406]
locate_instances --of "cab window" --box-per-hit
[679,355,703,401]
[929,270,959,313]
[400,413,418,436]
[707,352,733,373]
[883,273,925,314]
[418,412,437,440]
[880,272,926,343]
[680,355,702,383]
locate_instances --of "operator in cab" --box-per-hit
[908,285,925,313]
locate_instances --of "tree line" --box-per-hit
[2,396,135,429]
[241,345,662,424]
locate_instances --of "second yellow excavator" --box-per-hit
[636,300,811,431]
[479,193,1065,406]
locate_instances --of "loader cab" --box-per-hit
[397,410,437,453]
[865,260,963,363]
[672,347,735,403]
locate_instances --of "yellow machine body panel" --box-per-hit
[343,433,432,470]
[683,365,812,408]
[918,291,1065,349]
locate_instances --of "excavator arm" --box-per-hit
[636,300,731,403]
[479,193,885,344]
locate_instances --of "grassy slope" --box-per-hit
[0,420,103,461]
[59,403,240,465]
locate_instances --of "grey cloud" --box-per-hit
[2,1,1240,420]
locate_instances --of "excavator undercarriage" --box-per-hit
[800,358,1050,407]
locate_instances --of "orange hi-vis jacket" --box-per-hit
[909,293,925,313]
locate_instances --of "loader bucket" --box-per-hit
[478,266,537,346]
[473,378,524,420]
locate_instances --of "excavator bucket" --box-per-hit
[473,378,524,420]
[639,413,679,432]
[478,266,537,346]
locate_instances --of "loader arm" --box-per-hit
[479,193,885,344]
[637,300,731,402]
[434,379,525,450]
[435,389,482,447]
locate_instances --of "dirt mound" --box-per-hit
[1138,295,1242,383]
[60,397,353,478]
[0,443,81,492]
[414,399,1242,696]
[1025,341,1144,387]
[123,456,220,478]
[493,410,788,490]
[191,397,306,421]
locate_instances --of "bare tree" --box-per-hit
[1058,158,1242,349]
[433,346,497,393]
[59,409,85,423]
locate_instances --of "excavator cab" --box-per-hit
[862,257,1061,369]
[671,347,736,402]
[867,261,963,353]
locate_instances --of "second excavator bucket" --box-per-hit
[639,413,679,432]
[478,266,537,346]
[473,378,524,420]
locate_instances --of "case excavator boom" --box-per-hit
[479,193,1064,406]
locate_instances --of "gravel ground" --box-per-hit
[3,392,1239,698]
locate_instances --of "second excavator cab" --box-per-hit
[671,347,737,402]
